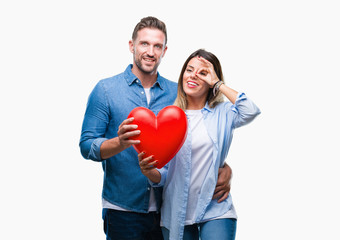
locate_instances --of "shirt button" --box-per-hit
[147,187,150,191]
[141,92,144,94]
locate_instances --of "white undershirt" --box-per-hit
[184,109,237,224]
[102,87,157,212]
[185,109,214,224]
[144,87,151,105]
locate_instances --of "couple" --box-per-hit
[79,16,260,240]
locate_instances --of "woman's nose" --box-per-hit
[190,71,197,79]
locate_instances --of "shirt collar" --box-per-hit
[202,102,214,113]
[124,64,165,90]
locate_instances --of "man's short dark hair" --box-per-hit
[132,16,167,45]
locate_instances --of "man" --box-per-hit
[79,16,232,240]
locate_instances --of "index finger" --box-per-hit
[197,56,213,67]
[196,67,209,76]
[119,117,136,127]
[138,151,146,161]
[217,191,229,203]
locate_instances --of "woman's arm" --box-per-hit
[218,83,238,104]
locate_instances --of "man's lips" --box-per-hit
[143,57,155,63]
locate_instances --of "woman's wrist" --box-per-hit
[211,80,220,88]
[213,81,224,96]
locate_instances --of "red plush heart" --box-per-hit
[128,106,188,169]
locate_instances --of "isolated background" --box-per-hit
[1,0,339,239]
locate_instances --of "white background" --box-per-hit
[1,0,339,239]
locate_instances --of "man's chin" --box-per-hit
[140,65,157,74]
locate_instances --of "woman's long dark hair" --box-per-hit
[174,49,225,110]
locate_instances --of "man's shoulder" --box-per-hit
[164,78,177,86]
[100,72,125,83]
[158,75,177,89]
[99,65,134,86]
[96,72,126,89]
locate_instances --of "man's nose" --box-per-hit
[147,46,155,56]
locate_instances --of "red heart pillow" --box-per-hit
[128,106,188,169]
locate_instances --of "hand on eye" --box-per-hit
[195,56,220,87]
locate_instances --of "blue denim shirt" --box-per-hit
[153,93,261,239]
[79,65,178,213]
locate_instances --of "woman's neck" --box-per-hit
[186,97,206,110]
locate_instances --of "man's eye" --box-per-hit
[200,72,207,76]
[186,69,193,72]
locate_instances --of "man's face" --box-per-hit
[129,28,167,75]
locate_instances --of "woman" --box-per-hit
[138,49,260,240]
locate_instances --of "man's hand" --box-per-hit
[213,163,232,203]
[117,117,141,149]
[100,117,140,159]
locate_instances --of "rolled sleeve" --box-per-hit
[89,138,108,161]
[149,164,169,187]
[79,81,110,161]
[232,92,261,128]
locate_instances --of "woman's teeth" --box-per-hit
[188,82,198,86]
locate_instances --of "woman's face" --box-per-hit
[182,57,210,100]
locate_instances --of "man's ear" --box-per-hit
[129,40,134,53]
[161,46,168,58]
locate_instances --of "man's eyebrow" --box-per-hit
[187,65,194,69]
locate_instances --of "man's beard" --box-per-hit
[134,55,160,74]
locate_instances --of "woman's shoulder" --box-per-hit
[211,100,234,113]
